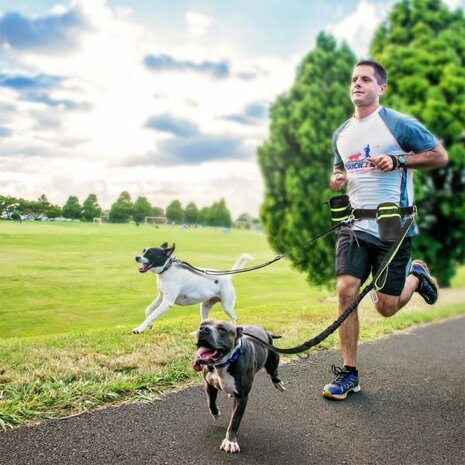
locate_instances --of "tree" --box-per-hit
[209,199,232,227]
[37,194,51,214]
[62,196,82,219]
[133,196,154,223]
[109,191,133,223]
[0,195,19,217]
[166,200,184,224]
[82,194,102,222]
[46,204,62,219]
[198,206,211,225]
[184,202,199,224]
[370,0,465,285]
[257,32,355,286]
[153,206,164,217]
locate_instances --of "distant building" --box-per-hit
[234,213,262,231]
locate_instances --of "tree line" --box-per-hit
[0,192,233,227]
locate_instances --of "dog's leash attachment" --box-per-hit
[243,214,415,355]
[179,219,353,276]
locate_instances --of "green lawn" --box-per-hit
[0,220,464,429]
[0,221,318,338]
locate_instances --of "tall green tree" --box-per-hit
[257,32,355,286]
[109,191,133,223]
[166,200,184,224]
[209,199,232,227]
[184,202,199,224]
[370,0,465,285]
[198,206,211,225]
[62,196,82,219]
[82,194,102,222]
[133,196,154,223]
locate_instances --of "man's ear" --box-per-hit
[378,83,387,96]
[236,326,243,338]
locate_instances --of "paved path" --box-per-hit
[1,316,464,465]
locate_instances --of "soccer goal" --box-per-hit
[144,216,167,225]
[93,217,103,224]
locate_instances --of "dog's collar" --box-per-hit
[214,339,242,369]
[159,257,175,275]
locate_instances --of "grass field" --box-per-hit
[1,220,464,429]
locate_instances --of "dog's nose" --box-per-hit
[135,256,140,262]
[199,325,211,334]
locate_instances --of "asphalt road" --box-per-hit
[1,316,464,465]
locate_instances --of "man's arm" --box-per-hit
[371,143,448,172]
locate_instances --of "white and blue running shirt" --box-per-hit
[333,106,438,238]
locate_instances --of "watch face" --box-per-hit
[399,155,406,165]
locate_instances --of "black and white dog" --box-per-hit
[133,243,252,334]
[193,319,286,453]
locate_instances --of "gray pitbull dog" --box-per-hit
[193,319,286,453]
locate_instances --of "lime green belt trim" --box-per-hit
[377,213,401,219]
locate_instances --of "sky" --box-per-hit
[1,0,464,218]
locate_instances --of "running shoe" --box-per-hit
[323,365,361,400]
[409,260,438,305]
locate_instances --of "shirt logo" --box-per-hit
[345,144,373,172]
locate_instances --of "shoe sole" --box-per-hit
[322,384,361,400]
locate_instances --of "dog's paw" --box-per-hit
[220,439,240,453]
[273,380,286,392]
[132,326,145,334]
[210,409,221,420]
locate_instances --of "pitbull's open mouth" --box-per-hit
[138,263,154,273]
[193,341,225,371]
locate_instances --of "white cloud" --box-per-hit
[185,11,214,38]
[0,0,298,217]
[326,0,389,58]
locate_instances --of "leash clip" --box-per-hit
[344,210,356,225]
[369,289,378,303]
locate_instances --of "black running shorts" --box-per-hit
[335,229,412,296]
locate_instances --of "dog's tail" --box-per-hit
[231,253,253,273]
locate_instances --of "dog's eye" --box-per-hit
[218,328,227,333]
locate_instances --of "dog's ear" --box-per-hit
[236,326,243,338]
[163,244,175,257]
[160,242,168,249]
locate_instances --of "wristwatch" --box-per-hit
[398,155,406,168]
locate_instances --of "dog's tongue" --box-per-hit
[138,263,153,273]
[193,347,222,372]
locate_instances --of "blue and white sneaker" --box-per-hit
[409,260,438,305]
[323,365,361,400]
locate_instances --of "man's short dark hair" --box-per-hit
[355,60,388,85]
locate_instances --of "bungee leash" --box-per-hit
[242,213,415,355]
[178,220,351,276]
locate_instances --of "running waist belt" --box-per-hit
[352,206,415,219]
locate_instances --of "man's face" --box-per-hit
[350,65,386,107]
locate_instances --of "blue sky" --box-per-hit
[1,0,463,217]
